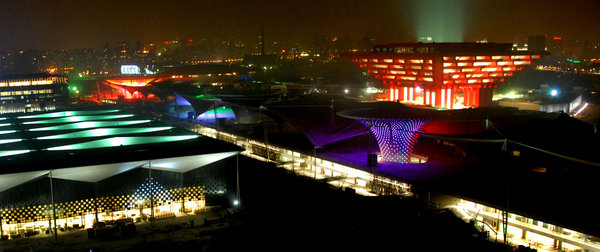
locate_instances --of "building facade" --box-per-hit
[344,43,545,108]
[0,73,69,114]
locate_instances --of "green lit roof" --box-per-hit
[28,120,152,131]
[37,127,173,140]
[0,139,21,144]
[0,150,30,157]
[0,109,243,193]
[23,114,134,124]
[46,135,199,150]
[17,110,120,119]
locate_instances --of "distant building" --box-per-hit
[343,43,546,108]
[0,73,69,114]
[527,35,546,52]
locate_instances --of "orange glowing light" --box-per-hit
[105,77,156,87]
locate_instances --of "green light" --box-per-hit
[18,110,120,119]
[72,86,78,91]
[0,118,6,120]
[0,130,16,135]
[0,150,30,157]
[23,114,134,124]
[37,127,173,140]
[0,139,21,144]
[0,123,11,127]
[47,135,199,150]
[29,120,152,131]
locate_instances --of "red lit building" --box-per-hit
[344,43,546,108]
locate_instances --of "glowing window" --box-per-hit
[473,62,492,66]
[384,75,396,79]
[409,66,422,70]
[476,56,489,60]
[458,62,470,67]
[410,59,423,64]
[462,68,475,72]
[443,69,456,73]
[391,65,404,69]
[372,64,388,69]
[511,55,530,60]
[400,76,416,81]
[513,61,531,65]
[390,71,406,75]
[456,56,472,61]
[383,59,393,63]
[482,68,498,72]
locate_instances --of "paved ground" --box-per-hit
[0,211,237,252]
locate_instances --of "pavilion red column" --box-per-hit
[464,87,471,107]
[434,88,442,108]
[474,86,480,107]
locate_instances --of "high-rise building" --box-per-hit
[343,43,546,108]
[0,73,69,113]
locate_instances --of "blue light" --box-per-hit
[551,89,558,96]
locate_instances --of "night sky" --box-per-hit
[0,0,598,52]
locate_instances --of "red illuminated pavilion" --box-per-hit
[343,43,546,108]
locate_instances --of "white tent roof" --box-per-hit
[0,151,239,193]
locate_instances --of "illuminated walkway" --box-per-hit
[188,124,600,252]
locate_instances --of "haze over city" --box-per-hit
[0,0,599,52]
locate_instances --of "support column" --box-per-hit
[449,87,455,109]
[479,86,487,107]
[434,88,441,108]
[49,172,58,242]
[409,87,414,101]
[403,87,408,102]
[474,87,480,107]
[554,239,563,250]
[0,207,3,237]
[389,87,394,101]
[425,90,430,105]
[465,88,471,107]
[236,153,241,207]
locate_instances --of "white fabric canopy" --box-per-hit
[0,170,50,192]
[141,151,238,173]
[0,151,239,193]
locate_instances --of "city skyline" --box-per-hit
[1,0,599,52]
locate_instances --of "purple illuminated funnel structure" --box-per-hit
[357,118,429,163]
[338,102,438,164]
